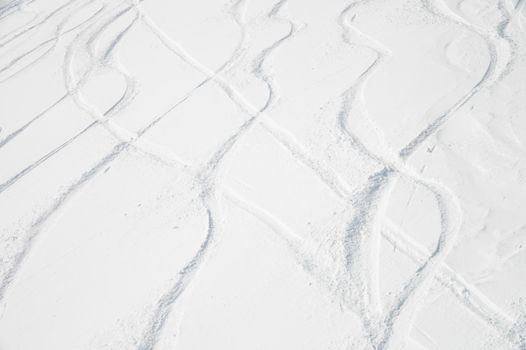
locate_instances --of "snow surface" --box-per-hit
[1,0,526,349]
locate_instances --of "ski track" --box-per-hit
[0,0,524,349]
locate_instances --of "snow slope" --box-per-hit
[1,0,526,349]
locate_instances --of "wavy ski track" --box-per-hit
[0,0,349,216]
[0,0,198,194]
[133,0,255,347]
[335,2,460,349]
[0,2,482,350]
[140,7,458,348]
[139,0,353,200]
[0,52,206,302]
[336,3,394,339]
[0,81,203,305]
[415,1,523,347]
[137,0,519,348]
[0,0,198,305]
[136,204,218,350]
[0,3,139,195]
[1,0,148,147]
[0,0,521,349]
[133,1,311,349]
[0,0,252,307]
[333,0,520,349]
[138,1,462,348]
[404,0,513,160]
[63,2,141,142]
[229,178,510,347]
[225,172,518,349]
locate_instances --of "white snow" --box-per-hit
[1,0,526,349]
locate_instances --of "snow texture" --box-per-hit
[1,0,526,349]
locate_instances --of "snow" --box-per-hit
[1,0,526,349]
